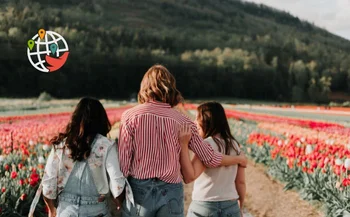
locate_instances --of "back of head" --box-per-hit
[51,97,111,161]
[138,64,183,107]
[197,102,240,155]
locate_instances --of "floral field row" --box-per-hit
[184,103,346,130]
[227,117,350,216]
[0,106,131,155]
[256,122,350,148]
[224,109,345,129]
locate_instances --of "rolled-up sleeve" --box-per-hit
[106,143,126,198]
[118,115,134,177]
[188,122,223,168]
[42,148,59,199]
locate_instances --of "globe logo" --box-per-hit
[27,29,69,73]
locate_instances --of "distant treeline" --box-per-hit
[0,0,349,103]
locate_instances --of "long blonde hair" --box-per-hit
[138,65,183,107]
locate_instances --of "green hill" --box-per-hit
[0,0,349,102]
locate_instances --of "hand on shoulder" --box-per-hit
[179,123,191,149]
[238,151,248,168]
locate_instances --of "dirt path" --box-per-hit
[242,161,323,217]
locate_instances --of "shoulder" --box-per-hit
[204,137,217,148]
[121,104,147,122]
[232,140,241,152]
[121,104,141,117]
[204,136,214,143]
[94,134,115,150]
[168,108,194,125]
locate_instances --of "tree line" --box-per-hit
[0,0,349,103]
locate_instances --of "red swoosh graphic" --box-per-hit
[45,52,69,72]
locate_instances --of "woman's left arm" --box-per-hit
[43,197,56,217]
[179,124,205,184]
[106,143,127,209]
[235,166,246,215]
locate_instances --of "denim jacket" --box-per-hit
[29,134,134,216]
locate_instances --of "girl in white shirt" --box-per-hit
[179,102,246,217]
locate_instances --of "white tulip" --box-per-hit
[284,140,289,145]
[335,159,342,166]
[38,156,45,164]
[296,141,301,147]
[336,181,341,189]
[0,155,4,162]
[278,140,282,146]
[324,157,329,164]
[301,137,305,143]
[305,145,313,155]
[42,144,51,151]
[344,159,350,170]
[29,140,34,146]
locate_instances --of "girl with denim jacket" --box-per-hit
[29,98,133,217]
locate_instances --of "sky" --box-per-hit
[243,0,350,40]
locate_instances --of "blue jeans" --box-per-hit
[187,200,240,217]
[122,177,184,217]
[57,161,110,217]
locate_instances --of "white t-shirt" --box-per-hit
[192,136,240,201]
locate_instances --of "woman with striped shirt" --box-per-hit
[118,65,247,217]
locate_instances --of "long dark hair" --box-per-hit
[50,97,111,161]
[197,102,240,155]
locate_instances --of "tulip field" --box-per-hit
[0,106,131,216]
[184,104,350,217]
[225,109,350,217]
[0,103,349,217]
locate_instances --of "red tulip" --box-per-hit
[20,193,27,201]
[29,172,40,187]
[11,171,17,179]
[19,179,25,186]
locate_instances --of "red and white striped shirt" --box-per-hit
[118,101,223,183]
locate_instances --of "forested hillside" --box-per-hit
[1,0,350,102]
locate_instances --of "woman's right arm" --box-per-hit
[235,166,246,216]
[42,147,58,217]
